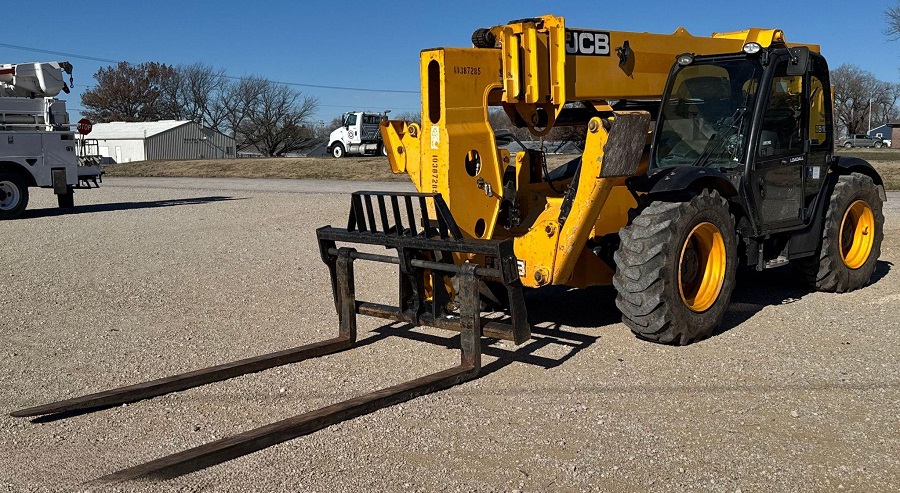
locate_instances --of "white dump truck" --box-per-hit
[327,111,389,158]
[0,61,101,219]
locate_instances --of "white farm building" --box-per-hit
[87,120,236,163]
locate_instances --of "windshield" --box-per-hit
[654,58,762,169]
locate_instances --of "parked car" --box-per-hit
[839,134,884,148]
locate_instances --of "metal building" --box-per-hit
[87,120,235,163]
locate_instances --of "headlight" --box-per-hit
[676,53,695,66]
[743,42,762,54]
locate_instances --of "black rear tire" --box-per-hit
[613,189,738,345]
[0,171,29,220]
[57,187,75,209]
[793,172,884,292]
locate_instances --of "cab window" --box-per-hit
[808,76,827,147]
[345,114,358,126]
[757,60,804,158]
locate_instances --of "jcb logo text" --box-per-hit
[565,30,611,56]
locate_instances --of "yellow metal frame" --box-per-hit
[381,15,819,290]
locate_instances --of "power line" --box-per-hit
[319,103,419,110]
[0,43,119,64]
[0,42,419,94]
[219,75,418,94]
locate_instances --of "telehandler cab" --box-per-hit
[12,15,884,482]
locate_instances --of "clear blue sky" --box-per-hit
[3,0,898,124]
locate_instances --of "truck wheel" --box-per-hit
[57,187,75,209]
[844,142,853,148]
[380,143,389,157]
[613,189,737,345]
[792,172,884,292]
[875,141,884,148]
[331,144,345,158]
[0,171,29,220]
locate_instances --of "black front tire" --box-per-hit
[331,144,346,158]
[0,171,29,220]
[380,143,389,157]
[613,189,738,345]
[793,172,884,292]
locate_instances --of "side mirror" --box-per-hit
[786,47,809,76]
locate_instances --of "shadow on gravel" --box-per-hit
[364,320,598,378]
[525,284,622,329]
[367,259,894,366]
[19,261,893,480]
[716,259,892,336]
[20,196,242,218]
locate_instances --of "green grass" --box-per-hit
[102,157,408,182]
[835,148,900,190]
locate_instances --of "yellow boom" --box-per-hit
[383,14,818,289]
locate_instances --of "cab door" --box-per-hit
[802,55,832,219]
[749,56,806,231]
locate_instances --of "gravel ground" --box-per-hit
[1,178,898,492]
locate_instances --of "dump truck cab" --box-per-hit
[328,111,390,158]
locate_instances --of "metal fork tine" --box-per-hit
[436,207,449,239]
[418,196,431,236]
[364,195,377,234]
[352,194,367,232]
[347,194,359,231]
[404,196,417,236]
[377,196,390,233]
[390,195,403,235]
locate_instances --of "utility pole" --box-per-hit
[869,98,873,133]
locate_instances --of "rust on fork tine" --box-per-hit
[12,189,525,484]
[10,249,360,420]
[95,261,483,484]
[10,337,353,419]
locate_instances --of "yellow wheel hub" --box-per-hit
[678,222,727,313]
[839,200,875,270]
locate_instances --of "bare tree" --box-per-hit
[220,76,265,147]
[82,62,179,122]
[886,2,900,40]
[488,107,532,141]
[546,124,587,151]
[874,82,900,125]
[392,111,422,125]
[883,2,900,126]
[831,64,886,135]
[227,77,319,156]
[175,63,229,130]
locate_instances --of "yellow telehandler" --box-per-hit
[322,15,883,344]
[12,15,884,481]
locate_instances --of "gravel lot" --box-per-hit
[1,178,898,492]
